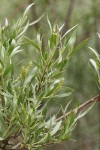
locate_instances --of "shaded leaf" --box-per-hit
[24,36,40,52]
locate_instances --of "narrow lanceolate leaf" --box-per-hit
[97,32,100,39]
[3,64,13,77]
[0,114,7,134]
[67,30,76,49]
[12,92,18,113]
[1,45,5,59]
[64,100,72,113]
[0,58,4,67]
[67,38,89,60]
[9,46,22,58]
[47,15,52,33]
[51,120,62,136]
[29,13,45,26]
[54,92,73,98]
[75,103,95,122]
[17,21,29,38]
[11,50,23,58]
[59,24,64,32]
[5,18,8,27]
[89,47,100,61]
[23,3,35,16]
[90,59,99,75]
[24,36,40,52]
[57,59,68,70]
[45,115,56,129]
[61,24,78,40]
[50,32,58,48]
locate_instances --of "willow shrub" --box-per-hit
[0,4,92,150]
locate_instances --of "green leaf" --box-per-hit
[12,91,18,114]
[56,59,68,70]
[0,90,12,98]
[24,36,40,52]
[50,32,58,48]
[97,32,100,39]
[0,58,4,67]
[0,114,7,135]
[9,46,23,58]
[54,92,72,98]
[4,18,8,27]
[23,3,35,17]
[45,115,56,129]
[3,64,13,77]
[46,78,62,97]
[17,21,29,38]
[32,60,41,68]
[47,15,52,33]
[61,24,78,40]
[1,45,5,59]
[75,103,95,122]
[64,100,72,113]
[67,30,76,49]
[90,59,99,75]
[7,45,14,56]
[67,38,89,60]
[50,72,63,79]
[89,47,100,61]
[51,120,62,136]
[29,13,45,26]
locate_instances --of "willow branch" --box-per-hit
[56,94,100,122]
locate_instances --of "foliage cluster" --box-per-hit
[0,4,99,150]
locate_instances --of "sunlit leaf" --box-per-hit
[90,59,99,75]
[61,24,78,40]
[51,120,62,136]
[23,3,35,16]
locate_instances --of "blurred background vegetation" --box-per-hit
[0,0,100,150]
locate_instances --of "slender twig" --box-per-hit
[56,94,100,121]
[36,64,48,95]
[36,51,54,95]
